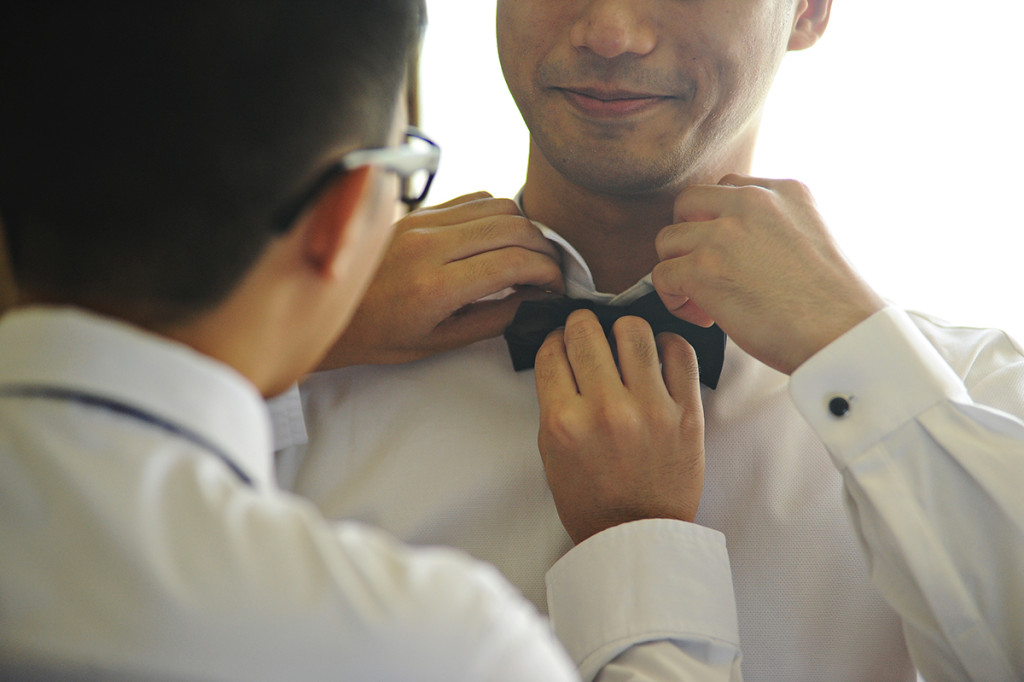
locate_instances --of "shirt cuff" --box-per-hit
[266,383,308,452]
[545,518,738,680]
[789,306,969,464]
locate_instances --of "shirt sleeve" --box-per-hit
[789,307,1024,681]
[546,518,743,682]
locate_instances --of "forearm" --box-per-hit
[791,308,1024,681]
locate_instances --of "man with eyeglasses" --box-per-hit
[0,3,737,680]
[280,0,1024,680]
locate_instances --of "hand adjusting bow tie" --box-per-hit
[503,291,726,389]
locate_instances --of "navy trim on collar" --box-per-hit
[0,385,254,487]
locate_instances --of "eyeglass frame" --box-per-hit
[271,126,439,234]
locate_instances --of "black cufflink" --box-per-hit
[828,395,852,417]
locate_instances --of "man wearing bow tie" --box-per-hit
[277,1,1024,680]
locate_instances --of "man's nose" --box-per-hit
[569,0,658,60]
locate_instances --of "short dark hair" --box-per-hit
[0,1,425,325]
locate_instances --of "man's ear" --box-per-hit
[788,0,832,51]
[301,165,373,279]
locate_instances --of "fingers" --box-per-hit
[403,243,563,320]
[402,193,531,246]
[717,173,772,188]
[658,173,884,374]
[407,192,511,224]
[538,312,699,404]
[534,309,634,402]
[420,191,494,210]
[418,197,520,229]
[399,197,564,299]
[329,189,571,367]
[534,328,578,414]
[444,214,562,264]
[444,246,565,304]
[651,257,716,328]
[672,183,727,224]
[393,193,566,318]
[657,332,702,410]
[535,317,707,543]
[430,288,562,351]
[656,178,781,327]
[610,316,663,398]
[669,174,784,225]
[670,300,715,328]
[611,320,705,415]
[405,194,562,265]
[561,310,622,396]
[718,173,803,196]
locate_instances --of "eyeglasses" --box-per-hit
[271,126,440,234]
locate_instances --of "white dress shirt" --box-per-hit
[1,307,743,681]
[280,224,1024,681]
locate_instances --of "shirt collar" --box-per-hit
[515,190,654,305]
[0,306,275,490]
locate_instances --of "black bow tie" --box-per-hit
[503,291,726,389]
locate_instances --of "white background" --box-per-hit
[418,1,1024,339]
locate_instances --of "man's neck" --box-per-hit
[519,135,756,295]
[521,168,668,294]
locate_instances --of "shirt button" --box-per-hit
[828,396,852,417]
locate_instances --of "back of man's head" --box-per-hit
[0,1,424,326]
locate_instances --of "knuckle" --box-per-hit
[654,224,679,255]
[689,243,723,275]
[779,178,812,199]
[406,272,442,307]
[660,332,697,362]
[563,311,602,342]
[683,361,702,389]
[651,262,685,296]
[471,246,536,283]
[485,197,522,216]
[398,206,442,230]
[503,245,536,272]
[673,184,699,211]
[534,335,563,367]
[612,314,650,336]
[681,407,704,434]
[477,213,531,242]
[614,316,657,359]
[510,216,546,247]
[646,402,681,432]
[660,333,701,380]
[541,408,586,445]
[396,227,436,259]
[460,190,494,202]
[471,216,506,244]
[536,257,563,283]
[595,400,635,435]
[735,184,770,208]
[674,330,699,356]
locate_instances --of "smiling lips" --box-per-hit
[559,87,671,118]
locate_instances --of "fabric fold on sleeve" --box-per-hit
[546,518,740,681]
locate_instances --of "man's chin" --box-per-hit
[556,157,683,197]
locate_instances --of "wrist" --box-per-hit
[789,295,886,374]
